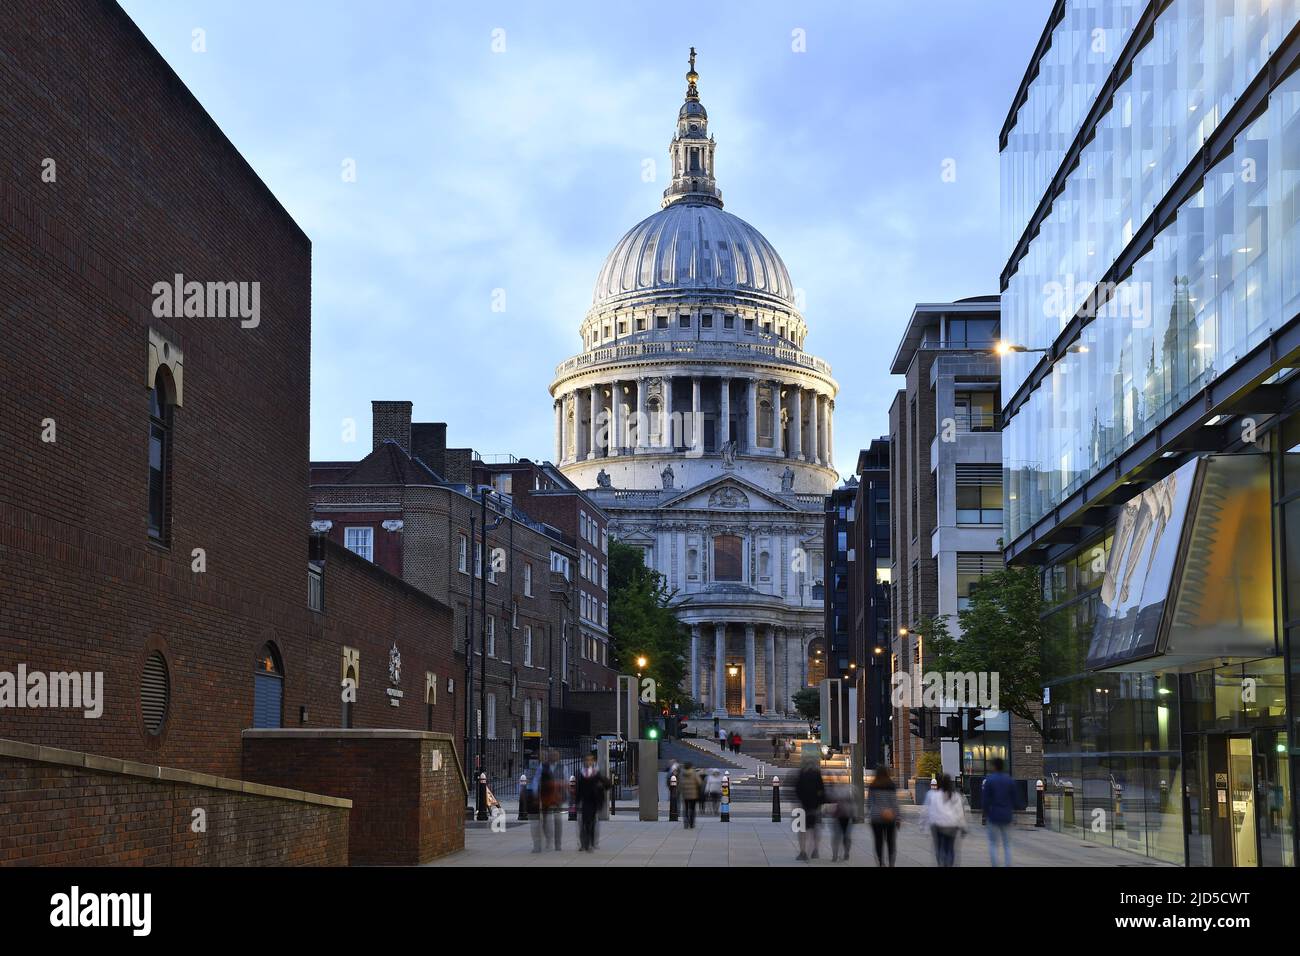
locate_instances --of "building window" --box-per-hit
[702,313,713,328]
[656,314,669,329]
[253,642,284,729]
[457,533,469,573]
[713,534,743,582]
[524,626,533,666]
[474,541,482,578]
[954,391,997,433]
[534,700,543,734]
[486,693,497,739]
[947,316,998,349]
[957,553,1003,611]
[679,314,691,328]
[744,317,754,332]
[487,616,496,657]
[344,526,373,562]
[147,371,174,543]
[955,464,1003,525]
[308,561,324,612]
[140,651,170,736]
[724,315,735,330]
[524,562,533,597]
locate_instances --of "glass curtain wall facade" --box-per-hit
[1003,0,1300,866]
[1004,0,1300,541]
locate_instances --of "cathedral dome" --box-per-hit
[591,202,795,307]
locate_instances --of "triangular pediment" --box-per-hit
[659,473,800,513]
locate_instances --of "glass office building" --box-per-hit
[1001,0,1300,865]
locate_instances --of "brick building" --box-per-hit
[473,457,615,693]
[310,402,586,782]
[0,0,463,864]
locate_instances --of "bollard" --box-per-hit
[476,772,488,821]
[721,772,730,823]
[668,773,679,822]
[1035,778,1045,827]
[771,776,781,823]
[518,773,529,821]
[930,774,938,793]
[568,774,577,821]
[610,772,618,816]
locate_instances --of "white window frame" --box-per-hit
[344,526,373,562]
[457,533,468,574]
[487,616,496,658]
[524,562,533,597]
[486,693,497,739]
[524,626,533,667]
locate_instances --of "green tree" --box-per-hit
[791,687,820,722]
[607,539,689,705]
[929,565,1046,736]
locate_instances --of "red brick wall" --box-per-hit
[242,730,466,865]
[0,0,312,776]
[0,745,349,866]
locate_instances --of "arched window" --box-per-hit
[147,369,174,543]
[759,551,772,577]
[342,662,357,728]
[713,535,743,582]
[687,548,699,577]
[253,642,284,729]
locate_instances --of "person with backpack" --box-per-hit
[981,757,1017,866]
[866,764,900,867]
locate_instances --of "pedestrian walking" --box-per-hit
[678,762,702,828]
[866,764,900,867]
[717,726,728,751]
[981,757,1017,866]
[704,769,721,815]
[923,773,967,867]
[575,753,609,851]
[830,784,854,862]
[792,757,825,861]
[771,736,780,761]
[730,730,742,755]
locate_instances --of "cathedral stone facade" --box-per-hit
[549,52,839,719]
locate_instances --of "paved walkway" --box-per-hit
[432,804,1174,868]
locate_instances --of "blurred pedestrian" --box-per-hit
[705,769,721,815]
[771,736,780,761]
[730,730,742,755]
[529,751,562,852]
[678,761,702,828]
[981,757,1017,866]
[793,756,825,861]
[717,726,728,750]
[575,752,609,852]
[830,784,854,862]
[923,773,967,867]
[866,764,900,867]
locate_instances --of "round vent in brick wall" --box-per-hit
[141,652,170,735]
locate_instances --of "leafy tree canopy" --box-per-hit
[607,539,689,705]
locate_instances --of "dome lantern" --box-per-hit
[664,48,722,210]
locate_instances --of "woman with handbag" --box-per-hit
[866,764,900,867]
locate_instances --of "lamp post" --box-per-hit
[475,486,505,821]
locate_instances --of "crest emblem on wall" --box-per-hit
[388,643,402,685]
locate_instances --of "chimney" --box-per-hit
[411,422,448,473]
[372,400,413,452]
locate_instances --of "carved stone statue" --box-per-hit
[596,468,611,489]
[721,439,737,468]
[781,465,795,492]
[661,464,675,490]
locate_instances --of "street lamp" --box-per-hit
[994,340,1089,356]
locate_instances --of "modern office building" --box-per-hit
[1001,0,1300,866]
[822,440,893,766]
[888,297,1042,788]
[854,440,893,768]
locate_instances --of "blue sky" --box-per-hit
[119,0,1049,473]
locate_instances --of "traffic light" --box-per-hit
[644,724,660,740]
[969,710,985,736]
[908,707,927,740]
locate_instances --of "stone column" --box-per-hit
[588,384,600,459]
[713,623,727,716]
[718,377,730,452]
[826,399,834,468]
[766,625,778,715]
[790,387,803,461]
[744,623,758,716]
[746,377,758,452]
[610,380,622,455]
[554,399,563,462]
[773,381,783,457]
[636,377,648,449]
[808,389,820,465]
[691,376,702,454]
[690,623,700,704]
[663,376,674,449]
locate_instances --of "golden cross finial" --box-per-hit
[689,47,696,72]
